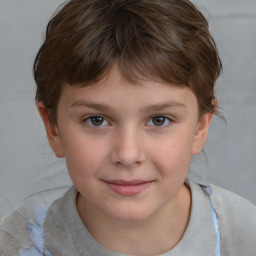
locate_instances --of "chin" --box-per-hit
[106,205,152,223]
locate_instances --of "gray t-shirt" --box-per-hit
[0,180,255,256]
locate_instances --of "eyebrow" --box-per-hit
[70,101,112,111]
[70,100,186,112]
[143,102,186,112]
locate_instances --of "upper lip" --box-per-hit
[104,180,153,185]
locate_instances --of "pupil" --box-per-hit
[92,116,103,126]
[153,117,165,126]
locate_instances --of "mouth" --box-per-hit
[103,180,154,196]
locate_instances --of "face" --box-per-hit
[38,66,212,223]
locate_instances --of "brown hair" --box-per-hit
[34,0,222,123]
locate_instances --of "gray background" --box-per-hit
[0,0,256,218]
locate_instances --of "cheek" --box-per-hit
[62,134,107,179]
[156,130,195,157]
[149,130,195,175]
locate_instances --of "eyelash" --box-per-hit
[83,115,110,127]
[147,115,173,127]
[83,115,173,128]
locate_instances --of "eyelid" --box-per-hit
[146,115,174,127]
[81,114,174,128]
[83,114,111,127]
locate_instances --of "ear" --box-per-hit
[37,102,65,158]
[192,113,213,155]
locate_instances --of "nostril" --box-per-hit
[112,155,145,168]
[110,132,146,167]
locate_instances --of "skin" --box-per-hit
[38,66,213,255]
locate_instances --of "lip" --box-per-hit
[104,180,154,196]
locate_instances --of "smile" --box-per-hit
[103,180,154,196]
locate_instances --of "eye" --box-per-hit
[84,115,110,127]
[147,115,172,127]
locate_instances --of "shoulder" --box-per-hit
[0,186,71,256]
[0,206,33,256]
[209,184,256,256]
[210,184,256,224]
[0,205,52,256]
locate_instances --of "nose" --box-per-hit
[110,127,146,168]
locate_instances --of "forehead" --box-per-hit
[58,66,199,114]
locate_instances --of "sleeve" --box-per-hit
[0,206,32,256]
[210,185,256,256]
[0,205,52,256]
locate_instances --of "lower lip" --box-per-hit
[105,181,153,196]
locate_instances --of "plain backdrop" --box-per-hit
[0,0,256,218]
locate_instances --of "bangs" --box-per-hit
[34,0,221,122]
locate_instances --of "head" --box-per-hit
[35,0,222,224]
[34,0,222,124]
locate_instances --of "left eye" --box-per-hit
[84,116,110,127]
[147,116,172,127]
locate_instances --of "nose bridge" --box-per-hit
[111,125,145,167]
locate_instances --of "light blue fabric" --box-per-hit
[16,184,221,256]
[18,206,52,256]
[201,185,221,256]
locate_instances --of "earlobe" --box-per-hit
[192,113,213,155]
[37,102,65,158]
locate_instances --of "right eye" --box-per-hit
[84,115,110,127]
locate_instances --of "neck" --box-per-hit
[77,184,191,256]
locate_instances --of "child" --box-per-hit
[0,0,255,255]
